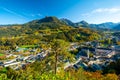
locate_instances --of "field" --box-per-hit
[0,53,4,56]
[20,45,37,48]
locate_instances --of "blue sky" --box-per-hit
[0,0,120,24]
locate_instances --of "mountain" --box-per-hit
[75,20,89,27]
[25,16,71,29]
[0,16,101,43]
[90,22,119,29]
[0,16,73,37]
[60,19,90,28]
[29,16,61,23]
[113,24,120,30]
[1,16,120,31]
[60,18,76,27]
[29,17,119,30]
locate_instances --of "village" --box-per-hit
[0,39,120,72]
[0,47,50,70]
[0,31,120,72]
[65,39,120,71]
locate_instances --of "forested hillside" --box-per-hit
[0,16,101,50]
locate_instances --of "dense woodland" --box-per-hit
[0,17,101,50]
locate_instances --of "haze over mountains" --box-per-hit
[60,18,120,30]
[0,16,120,30]
[26,16,120,30]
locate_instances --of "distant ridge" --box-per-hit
[60,18,76,27]
[0,16,120,30]
[60,18,120,30]
[75,20,89,27]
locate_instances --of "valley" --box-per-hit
[0,16,120,79]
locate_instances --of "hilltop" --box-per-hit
[0,16,101,48]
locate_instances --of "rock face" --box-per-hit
[75,20,89,27]
[60,18,76,27]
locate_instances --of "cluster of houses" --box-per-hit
[65,43,120,71]
[1,40,120,72]
[0,49,50,70]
